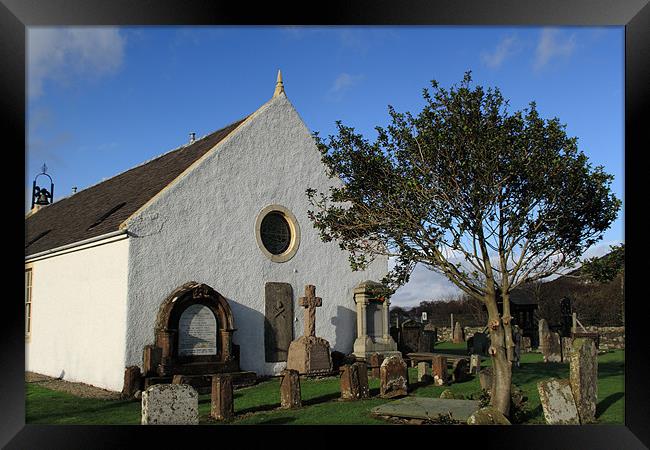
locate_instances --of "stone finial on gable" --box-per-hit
[273,69,285,97]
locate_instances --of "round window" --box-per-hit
[260,212,291,255]
[255,205,300,262]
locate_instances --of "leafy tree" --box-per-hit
[580,243,625,322]
[307,72,621,416]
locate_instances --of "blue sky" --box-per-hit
[26,26,624,306]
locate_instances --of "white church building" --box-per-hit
[24,73,387,392]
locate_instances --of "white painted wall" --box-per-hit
[125,93,387,375]
[25,237,130,391]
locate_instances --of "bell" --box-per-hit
[35,189,50,206]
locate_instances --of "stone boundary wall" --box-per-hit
[435,326,624,350]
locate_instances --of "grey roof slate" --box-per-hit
[25,118,246,256]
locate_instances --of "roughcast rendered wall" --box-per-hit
[25,238,129,391]
[125,94,387,376]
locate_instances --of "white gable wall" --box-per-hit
[25,237,129,391]
[124,94,387,375]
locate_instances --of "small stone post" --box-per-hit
[122,366,142,399]
[353,361,370,399]
[431,355,448,385]
[280,369,302,409]
[211,374,234,421]
[369,352,384,378]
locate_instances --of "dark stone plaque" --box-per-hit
[265,282,294,362]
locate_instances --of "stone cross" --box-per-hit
[299,285,322,337]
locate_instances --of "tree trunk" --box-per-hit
[485,297,511,417]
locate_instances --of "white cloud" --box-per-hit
[481,35,521,69]
[28,27,126,98]
[390,262,462,308]
[328,73,364,101]
[534,28,576,71]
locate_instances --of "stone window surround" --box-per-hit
[255,204,300,263]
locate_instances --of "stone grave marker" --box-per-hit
[452,358,469,383]
[372,397,480,422]
[265,282,294,362]
[380,355,408,398]
[122,366,142,399]
[286,285,333,375]
[537,378,580,425]
[431,355,448,386]
[453,321,465,344]
[569,337,598,424]
[340,362,370,400]
[280,369,301,409]
[479,367,494,393]
[417,362,430,382]
[521,336,532,353]
[539,319,562,362]
[211,374,234,421]
[467,407,511,425]
[369,352,384,378]
[469,354,481,374]
[141,384,199,425]
[468,331,490,356]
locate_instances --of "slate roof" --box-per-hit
[25,118,246,257]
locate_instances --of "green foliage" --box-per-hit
[580,243,625,283]
[307,72,621,299]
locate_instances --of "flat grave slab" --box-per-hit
[371,396,481,422]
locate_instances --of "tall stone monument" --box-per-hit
[352,280,400,360]
[286,285,333,375]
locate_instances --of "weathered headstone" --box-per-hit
[539,319,562,362]
[380,355,408,398]
[468,332,490,356]
[400,320,423,354]
[265,282,294,362]
[354,362,370,399]
[521,336,532,353]
[143,345,162,377]
[453,321,465,344]
[562,337,573,363]
[467,407,511,425]
[280,369,301,409]
[211,374,234,421]
[417,362,430,382]
[452,358,469,383]
[537,378,580,425]
[479,367,494,392]
[369,352,384,378]
[141,384,199,425]
[122,366,142,398]
[286,285,333,375]
[431,355,448,386]
[569,338,598,424]
[178,304,218,356]
[469,354,481,374]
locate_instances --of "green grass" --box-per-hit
[26,344,624,425]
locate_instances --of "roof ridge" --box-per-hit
[41,117,248,208]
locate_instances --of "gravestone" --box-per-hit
[417,362,430,382]
[380,355,408,398]
[143,345,162,377]
[265,282,294,362]
[452,358,469,383]
[469,354,481,374]
[369,352,384,378]
[141,384,199,425]
[479,367,494,392]
[468,332,490,356]
[537,378,580,425]
[562,337,573,362]
[122,366,142,399]
[453,321,465,344]
[286,285,333,375]
[340,362,370,400]
[431,355,448,386]
[372,397,481,422]
[467,407,511,425]
[539,319,562,362]
[280,369,301,409]
[352,280,399,360]
[178,304,218,356]
[569,338,598,424]
[400,320,423,354]
[521,336,532,353]
[211,374,234,421]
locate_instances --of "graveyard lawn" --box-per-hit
[25,344,624,425]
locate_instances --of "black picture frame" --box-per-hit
[3,0,646,448]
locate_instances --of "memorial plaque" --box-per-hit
[265,282,294,362]
[366,302,384,338]
[178,304,217,356]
